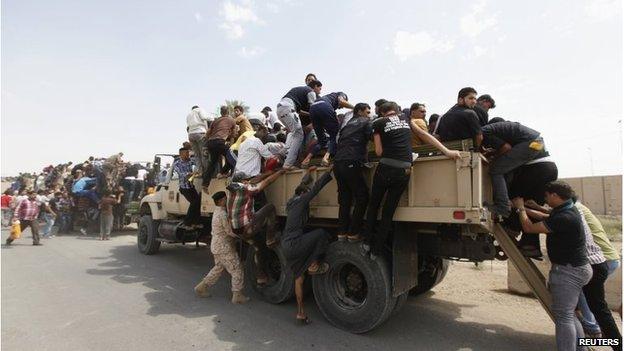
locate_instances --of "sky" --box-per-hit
[1,0,622,177]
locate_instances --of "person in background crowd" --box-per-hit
[194,191,250,304]
[474,94,496,126]
[481,121,548,218]
[8,190,44,246]
[512,181,591,351]
[1,189,13,227]
[428,114,440,134]
[277,81,322,170]
[233,105,253,138]
[173,147,201,229]
[56,192,73,234]
[227,169,284,285]
[434,87,483,146]
[281,167,333,325]
[304,73,317,85]
[365,102,461,259]
[261,106,283,132]
[98,191,118,241]
[204,106,237,189]
[409,103,429,147]
[41,191,59,238]
[303,91,354,167]
[333,103,372,242]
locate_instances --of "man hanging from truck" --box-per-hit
[281,166,333,325]
[227,169,285,285]
[172,147,201,229]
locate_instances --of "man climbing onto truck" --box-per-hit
[173,147,200,229]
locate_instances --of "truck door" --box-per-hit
[163,169,185,215]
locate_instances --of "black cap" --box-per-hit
[478,94,496,108]
[261,106,272,113]
[212,191,226,203]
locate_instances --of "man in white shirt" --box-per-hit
[261,106,283,132]
[234,120,274,178]
[186,105,211,174]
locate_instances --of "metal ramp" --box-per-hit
[491,223,554,322]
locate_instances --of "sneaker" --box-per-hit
[33,242,43,246]
[80,228,87,236]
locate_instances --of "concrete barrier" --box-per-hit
[562,175,622,216]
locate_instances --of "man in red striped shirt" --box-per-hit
[7,191,43,246]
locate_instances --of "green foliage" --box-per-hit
[597,215,622,242]
[215,99,250,116]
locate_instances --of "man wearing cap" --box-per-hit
[474,94,496,126]
[277,80,322,170]
[227,169,285,284]
[194,191,250,304]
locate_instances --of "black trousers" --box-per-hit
[179,187,201,225]
[203,139,230,186]
[334,160,369,236]
[583,262,622,349]
[365,164,410,255]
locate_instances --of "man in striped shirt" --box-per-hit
[7,191,43,246]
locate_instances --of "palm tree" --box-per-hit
[215,99,250,116]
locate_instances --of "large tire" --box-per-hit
[244,244,295,304]
[138,215,160,255]
[312,241,396,334]
[408,256,449,296]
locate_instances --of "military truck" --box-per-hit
[137,142,552,334]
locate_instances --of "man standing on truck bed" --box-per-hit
[194,191,250,304]
[281,166,333,325]
[227,169,285,284]
[203,106,237,189]
[186,105,211,175]
[277,80,322,170]
[434,87,483,147]
[173,147,201,229]
[481,120,548,218]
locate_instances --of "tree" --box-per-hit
[215,99,250,116]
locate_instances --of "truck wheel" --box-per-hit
[138,215,160,255]
[312,241,396,334]
[244,244,294,304]
[409,256,449,296]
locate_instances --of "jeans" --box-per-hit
[365,164,410,255]
[179,187,201,225]
[1,208,13,227]
[578,261,622,349]
[41,213,55,237]
[100,213,114,237]
[549,263,592,351]
[334,161,369,236]
[277,100,304,167]
[57,213,72,233]
[189,133,207,174]
[489,138,544,216]
[204,139,230,186]
[578,260,620,334]
[310,101,339,156]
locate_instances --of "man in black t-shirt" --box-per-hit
[473,94,496,126]
[482,121,548,218]
[435,87,483,146]
[364,102,460,258]
[512,181,591,351]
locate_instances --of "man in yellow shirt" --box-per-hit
[408,103,429,148]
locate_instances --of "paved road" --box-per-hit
[1,228,556,351]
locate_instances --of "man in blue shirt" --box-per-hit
[173,147,200,228]
[71,176,99,205]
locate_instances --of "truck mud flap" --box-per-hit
[392,223,418,298]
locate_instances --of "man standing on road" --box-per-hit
[173,147,200,229]
[7,190,43,246]
[99,192,118,241]
[194,191,250,304]
[512,181,592,351]
[186,105,211,175]
[204,107,237,189]
[277,80,322,169]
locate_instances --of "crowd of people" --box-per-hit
[3,72,620,349]
[1,154,165,241]
[174,72,620,349]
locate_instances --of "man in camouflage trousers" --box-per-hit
[194,191,249,304]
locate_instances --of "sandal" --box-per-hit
[266,238,279,248]
[256,276,268,287]
[337,234,347,241]
[307,262,329,275]
[347,234,363,242]
[296,316,312,326]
